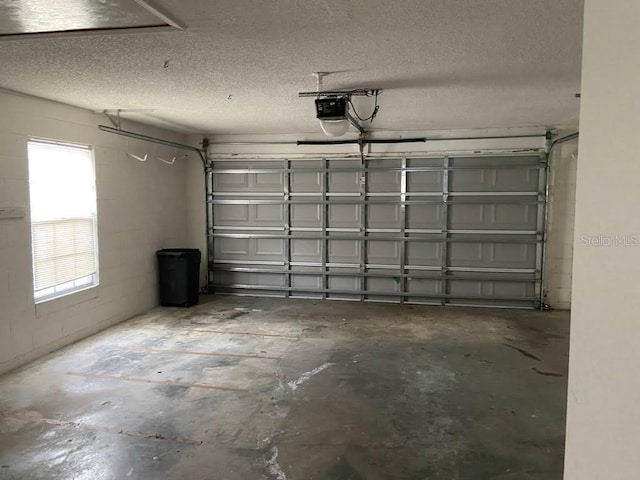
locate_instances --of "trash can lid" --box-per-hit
[156,248,201,256]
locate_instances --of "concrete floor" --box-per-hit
[0,295,569,480]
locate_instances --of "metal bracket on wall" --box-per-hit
[98,125,207,168]
[103,110,122,129]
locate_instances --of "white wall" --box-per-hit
[184,141,208,285]
[186,128,575,308]
[0,89,189,375]
[544,136,578,309]
[564,0,640,478]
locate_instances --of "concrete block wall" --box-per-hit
[544,137,578,309]
[184,146,209,285]
[0,89,189,375]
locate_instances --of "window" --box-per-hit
[27,140,99,302]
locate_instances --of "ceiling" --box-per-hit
[0,0,584,135]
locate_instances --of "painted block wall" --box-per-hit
[544,137,578,309]
[0,89,189,375]
[564,0,640,478]
[185,146,209,285]
[186,129,576,308]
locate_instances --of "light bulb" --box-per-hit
[319,118,349,137]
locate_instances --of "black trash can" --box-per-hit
[156,249,201,307]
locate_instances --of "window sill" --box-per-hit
[35,284,99,317]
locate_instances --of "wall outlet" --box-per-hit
[0,206,26,219]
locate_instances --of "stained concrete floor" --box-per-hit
[0,295,569,480]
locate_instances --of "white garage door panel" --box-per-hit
[406,204,442,230]
[214,204,249,223]
[291,274,322,289]
[448,242,536,269]
[368,276,401,293]
[291,239,322,262]
[367,240,401,265]
[328,160,360,193]
[449,203,537,231]
[450,157,539,192]
[291,204,321,228]
[407,278,442,297]
[407,158,444,192]
[328,204,360,228]
[368,204,401,229]
[208,154,546,308]
[406,241,442,266]
[368,160,401,192]
[328,239,359,264]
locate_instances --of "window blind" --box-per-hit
[31,217,96,291]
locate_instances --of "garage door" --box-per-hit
[207,154,547,308]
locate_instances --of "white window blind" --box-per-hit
[28,140,99,301]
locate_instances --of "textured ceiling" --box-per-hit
[0,0,584,135]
